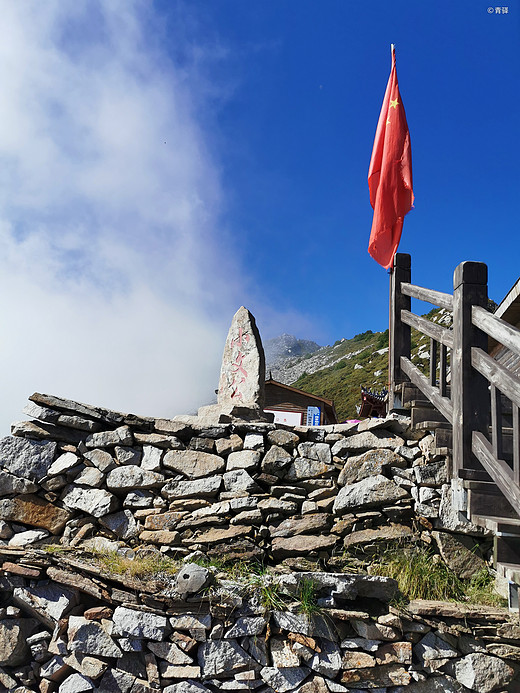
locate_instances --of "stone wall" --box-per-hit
[0,392,519,691]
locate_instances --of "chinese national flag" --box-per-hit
[368,46,413,269]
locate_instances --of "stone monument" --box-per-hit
[178,307,274,424]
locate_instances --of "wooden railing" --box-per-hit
[390,253,520,516]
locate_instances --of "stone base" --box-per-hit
[174,404,274,425]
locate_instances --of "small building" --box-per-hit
[264,378,337,425]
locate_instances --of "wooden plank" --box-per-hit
[472,430,520,516]
[389,254,411,411]
[401,310,454,349]
[513,403,520,486]
[452,262,489,476]
[400,356,453,422]
[430,338,438,387]
[473,305,520,357]
[471,347,520,409]
[401,283,453,310]
[440,344,448,398]
[491,384,504,461]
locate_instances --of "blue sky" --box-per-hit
[0,1,518,431]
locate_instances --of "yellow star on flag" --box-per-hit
[386,118,391,125]
[390,98,399,109]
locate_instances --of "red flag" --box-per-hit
[368,46,413,269]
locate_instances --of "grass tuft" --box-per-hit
[93,550,179,579]
[296,578,320,616]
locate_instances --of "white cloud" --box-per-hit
[0,1,244,432]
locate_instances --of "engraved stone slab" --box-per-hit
[217,306,265,408]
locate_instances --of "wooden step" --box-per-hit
[465,481,519,519]
[471,514,520,535]
[411,407,449,428]
[496,562,520,584]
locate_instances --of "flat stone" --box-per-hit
[260,667,309,692]
[162,476,222,500]
[223,469,260,493]
[68,616,122,658]
[406,600,509,621]
[62,652,108,679]
[333,475,409,514]
[144,511,185,530]
[414,631,458,667]
[85,426,133,448]
[333,431,405,455]
[198,639,253,677]
[270,514,331,538]
[59,672,96,692]
[454,653,514,692]
[215,434,244,456]
[268,430,300,449]
[376,641,412,665]
[163,450,225,478]
[113,607,169,641]
[97,667,136,692]
[351,619,399,642]
[285,458,334,481]
[61,486,119,518]
[0,436,57,481]
[297,442,332,464]
[83,449,116,473]
[8,528,49,546]
[48,452,80,476]
[75,467,104,487]
[160,663,201,679]
[217,307,266,408]
[436,485,487,536]
[114,446,142,466]
[0,619,30,666]
[309,639,341,678]
[261,445,292,476]
[169,613,211,631]
[343,524,413,549]
[258,498,297,514]
[192,525,251,544]
[272,534,338,558]
[138,530,180,545]
[338,449,406,485]
[271,638,300,667]
[341,663,411,687]
[162,682,209,693]
[432,531,486,579]
[0,469,39,496]
[124,491,155,508]
[99,510,139,539]
[140,445,163,472]
[13,584,78,628]
[106,465,165,491]
[392,676,468,692]
[414,461,448,487]
[225,617,266,638]
[0,494,72,534]
[147,641,192,665]
[341,651,376,669]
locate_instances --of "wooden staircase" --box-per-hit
[397,381,520,608]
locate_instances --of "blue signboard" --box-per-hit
[306,406,321,426]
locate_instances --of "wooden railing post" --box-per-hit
[452,261,489,476]
[389,253,411,412]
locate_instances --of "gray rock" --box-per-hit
[0,436,57,481]
[115,446,142,466]
[297,442,332,465]
[454,653,514,692]
[261,445,292,476]
[309,639,341,678]
[338,449,406,485]
[0,620,30,666]
[169,613,211,631]
[0,470,39,496]
[113,607,169,640]
[414,631,458,667]
[141,445,163,471]
[268,430,300,449]
[227,449,261,471]
[48,452,80,476]
[198,639,253,677]
[272,534,337,558]
[244,432,265,450]
[162,476,222,500]
[0,494,72,533]
[223,469,260,493]
[260,666,309,692]
[392,676,468,692]
[83,449,116,473]
[414,461,448,487]
[162,682,210,693]
[61,486,119,518]
[59,672,96,692]
[106,465,165,491]
[270,514,331,538]
[67,616,122,657]
[163,450,225,478]
[147,641,193,665]
[432,531,486,579]
[333,475,409,514]
[13,584,78,628]
[85,426,133,449]
[99,510,139,539]
[8,529,49,546]
[225,616,266,638]
[437,485,486,536]
[332,431,405,455]
[285,458,334,481]
[74,467,104,487]
[176,564,212,597]
[97,667,136,693]
[124,491,155,508]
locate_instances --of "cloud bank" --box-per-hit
[0,1,244,433]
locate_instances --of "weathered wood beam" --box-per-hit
[400,356,453,422]
[471,347,520,409]
[389,253,411,411]
[472,305,520,357]
[401,310,454,349]
[472,430,520,516]
[401,283,453,311]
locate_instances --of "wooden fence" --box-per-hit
[389,253,520,517]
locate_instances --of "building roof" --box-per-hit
[265,378,338,423]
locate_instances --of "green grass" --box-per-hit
[296,578,320,616]
[370,545,506,606]
[92,550,179,579]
